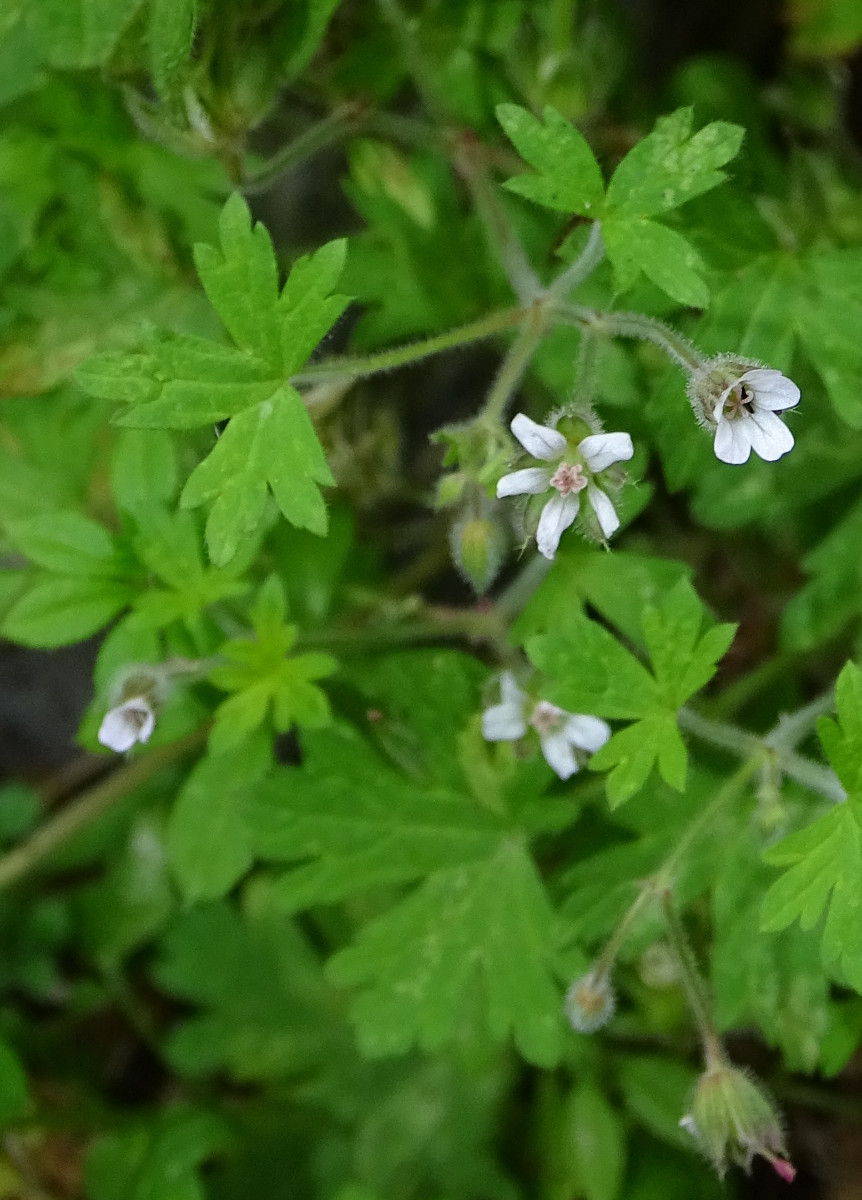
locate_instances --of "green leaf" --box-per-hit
[153,897,335,1080]
[328,840,562,1066]
[111,428,178,516]
[180,385,334,564]
[641,580,736,708]
[28,0,145,68]
[713,832,829,1072]
[762,804,862,991]
[817,662,862,798]
[569,1082,626,1200]
[167,740,270,903]
[246,723,506,910]
[2,575,133,647]
[5,512,124,576]
[193,193,282,363]
[85,1107,226,1200]
[208,583,337,750]
[602,217,708,307]
[590,710,686,807]
[605,108,744,218]
[527,617,659,719]
[496,103,604,216]
[77,195,349,562]
[148,0,197,98]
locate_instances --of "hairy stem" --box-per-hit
[678,707,845,802]
[291,306,527,384]
[548,222,605,300]
[561,306,704,372]
[480,302,550,426]
[660,890,725,1068]
[0,727,208,893]
[242,103,364,193]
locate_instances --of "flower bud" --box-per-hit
[682,1062,794,1181]
[564,970,615,1033]
[449,511,507,595]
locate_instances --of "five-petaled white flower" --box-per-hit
[98,696,156,753]
[710,367,800,465]
[481,671,610,780]
[496,414,634,559]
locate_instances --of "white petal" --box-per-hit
[496,467,552,498]
[500,671,527,708]
[579,432,634,472]
[744,409,795,461]
[98,698,155,753]
[540,731,578,779]
[713,416,751,465]
[536,493,579,559]
[587,485,619,539]
[482,701,527,742]
[740,368,800,411]
[510,413,567,461]
[562,714,611,753]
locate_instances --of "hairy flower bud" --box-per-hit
[681,1062,794,1182]
[564,970,615,1033]
[450,511,507,594]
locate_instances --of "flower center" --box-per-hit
[530,700,563,735]
[550,462,588,496]
[722,383,756,421]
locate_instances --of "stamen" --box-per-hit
[530,700,563,735]
[550,462,588,496]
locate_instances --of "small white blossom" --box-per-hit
[481,671,610,780]
[98,696,156,753]
[497,414,634,558]
[685,357,801,466]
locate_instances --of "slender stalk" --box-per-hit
[479,302,550,426]
[765,690,835,752]
[678,707,845,803]
[290,306,526,384]
[559,305,704,372]
[660,890,725,1068]
[548,222,605,300]
[591,884,656,984]
[590,761,758,983]
[0,727,208,893]
[455,139,544,303]
[242,104,363,194]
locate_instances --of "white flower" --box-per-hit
[497,414,634,558]
[98,696,156,753]
[481,671,611,780]
[711,368,799,465]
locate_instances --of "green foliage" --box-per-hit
[527,581,735,805]
[207,576,337,751]
[77,194,348,564]
[498,103,742,304]
[2,2,862,1196]
[761,663,862,987]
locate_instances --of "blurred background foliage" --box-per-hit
[2,1,862,1198]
